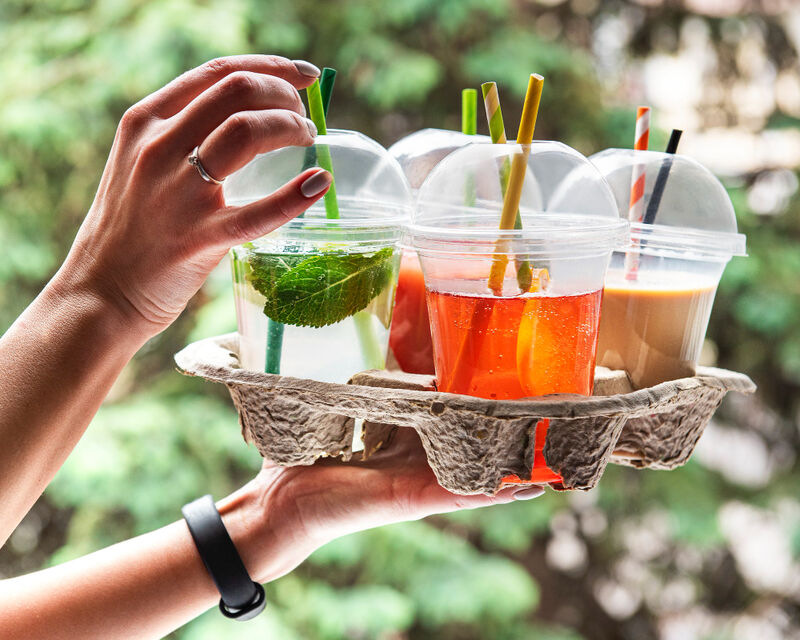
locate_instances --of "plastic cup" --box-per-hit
[388,249,436,374]
[388,128,491,191]
[224,130,412,383]
[410,141,628,483]
[387,129,491,374]
[590,149,747,389]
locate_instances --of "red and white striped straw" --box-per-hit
[624,106,650,280]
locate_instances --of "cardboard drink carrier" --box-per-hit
[176,137,754,494]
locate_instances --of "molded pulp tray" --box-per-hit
[175,334,756,494]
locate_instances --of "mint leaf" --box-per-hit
[251,248,395,328]
[245,253,304,298]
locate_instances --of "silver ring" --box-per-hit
[188,146,225,185]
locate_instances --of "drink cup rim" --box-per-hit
[626,221,747,260]
[407,211,629,258]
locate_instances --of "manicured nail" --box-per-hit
[293,60,320,77]
[305,118,317,139]
[513,486,546,501]
[300,170,332,198]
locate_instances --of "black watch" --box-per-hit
[182,495,266,621]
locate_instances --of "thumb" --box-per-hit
[214,168,332,247]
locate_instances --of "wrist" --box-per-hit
[47,254,156,348]
[217,471,319,585]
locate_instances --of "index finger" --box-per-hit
[138,55,320,119]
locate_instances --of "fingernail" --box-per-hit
[513,486,546,501]
[293,60,320,77]
[300,170,332,198]
[305,117,317,139]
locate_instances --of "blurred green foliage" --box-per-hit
[2,1,800,638]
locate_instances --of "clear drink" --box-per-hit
[231,243,400,384]
[222,129,412,383]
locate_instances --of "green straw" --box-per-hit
[320,67,337,115]
[462,88,477,206]
[353,310,385,369]
[307,78,339,219]
[301,68,336,173]
[481,81,531,292]
[265,321,284,373]
[462,88,477,135]
[267,69,338,375]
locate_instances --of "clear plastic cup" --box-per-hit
[387,129,492,375]
[590,149,747,389]
[224,130,412,383]
[410,141,628,483]
[389,128,491,191]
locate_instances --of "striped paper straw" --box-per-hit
[487,73,544,295]
[481,82,507,143]
[624,106,651,280]
[481,82,513,209]
[481,81,532,292]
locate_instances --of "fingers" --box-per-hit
[140,55,320,119]
[210,168,332,247]
[198,109,316,181]
[413,481,546,518]
[168,71,308,150]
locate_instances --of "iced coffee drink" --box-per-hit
[590,149,747,389]
[597,272,717,389]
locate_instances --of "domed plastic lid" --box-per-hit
[410,141,628,257]
[388,128,491,190]
[224,129,412,233]
[590,149,746,259]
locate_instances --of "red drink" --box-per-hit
[427,288,603,483]
[388,251,435,374]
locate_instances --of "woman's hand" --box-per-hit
[0,55,332,544]
[0,429,543,640]
[57,55,332,340]
[219,428,545,584]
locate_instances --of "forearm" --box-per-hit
[0,521,216,640]
[0,268,149,544]
[0,481,308,640]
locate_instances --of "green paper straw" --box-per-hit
[320,67,337,116]
[302,68,335,213]
[307,79,339,219]
[265,320,284,373]
[462,88,477,135]
[268,70,339,375]
[307,79,327,134]
[353,310,385,369]
[462,88,477,206]
[300,68,336,190]
[481,81,531,292]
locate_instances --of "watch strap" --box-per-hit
[182,495,266,621]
